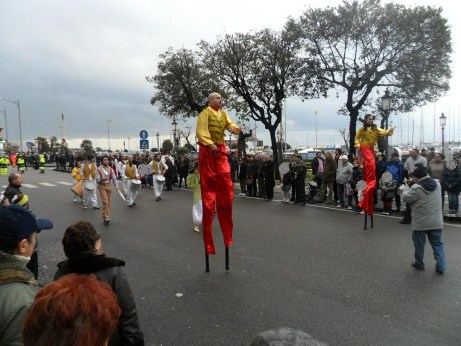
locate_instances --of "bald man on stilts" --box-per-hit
[196,92,240,271]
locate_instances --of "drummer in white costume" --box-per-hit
[121,155,140,207]
[80,155,100,209]
[152,153,166,201]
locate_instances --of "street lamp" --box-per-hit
[103,119,114,151]
[171,116,178,151]
[381,89,392,158]
[1,98,22,151]
[0,110,7,144]
[156,132,160,152]
[440,112,447,154]
[315,111,318,149]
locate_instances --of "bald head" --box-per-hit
[208,92,223,109]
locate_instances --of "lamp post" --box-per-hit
[171,116,178,151]
[103,119,114,151]
[440,112,447,155]
[381,89,392,158]
[0,110,7,144]
[156,132,160,152]
[1,98,22,151]
[315,111,318,149]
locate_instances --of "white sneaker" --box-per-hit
[347,206,352,210]
[336,204,342,208]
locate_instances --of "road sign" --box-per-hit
[140,139,149,150]
[139,130,148,140]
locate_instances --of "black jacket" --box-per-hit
[4,184,22,203]
[55,255,145,346]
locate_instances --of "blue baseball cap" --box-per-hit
[0,205,53,248]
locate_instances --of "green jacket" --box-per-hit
[0,251,41,345]
[187,173,201,204]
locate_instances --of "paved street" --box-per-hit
[4,168,461,345]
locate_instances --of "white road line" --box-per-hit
[56,181,73,186]
[38,183,58,187]
[21,184,38,189]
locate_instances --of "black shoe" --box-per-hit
[128,204,133,208]
[132,202,136,206]
[290,198,295,202]
[411,263,424,270]
[104,219,110,225]
[93,206,100,210]
[155,197,160,201]
[435,268,445,274]
[399,219,411,224]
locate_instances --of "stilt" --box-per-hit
[370,214,374,228]
[364,212,368,230]
[205,250,210,273]
[225,246,229,271]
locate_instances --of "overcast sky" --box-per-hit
[1,0,459,151]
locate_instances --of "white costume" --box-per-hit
[121,162,139,206]
[151,159,166,200]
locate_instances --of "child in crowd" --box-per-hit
[349,159,363,212]
[187,161,202,233]
[281,170,293,203]
[380,170,397,215]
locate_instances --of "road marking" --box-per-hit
[56,181,73,186]
[21,184,38,189]
[39,183,58,187]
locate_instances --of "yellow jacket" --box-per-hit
[196,106,239,146]
[355,126,393,148]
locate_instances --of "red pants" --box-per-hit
[199,144,234,254]
[358,145,376,215]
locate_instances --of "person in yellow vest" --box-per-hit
[151,153,166,201]
[196,92,240,260]
[39,154,45,173]
[71,161,83,202]
[121,155,140,207]
[96,156,119,225]
[80,155,100,209]
[17,154,25,174]
[0,155,10,176]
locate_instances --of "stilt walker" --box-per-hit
[196,92,240,272]
[355,114,394,226]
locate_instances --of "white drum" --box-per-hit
[156,175,165,183]
[84,180,96,191]
[131,179,142,191]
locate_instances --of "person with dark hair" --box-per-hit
[319,151,336,205]
[54,221,145,345]
[0,205,53,345]
[293,155,307,205]
[442,158,461,217]
[401,165,447,273]
[22,274,121,346]
[262,155,275,201]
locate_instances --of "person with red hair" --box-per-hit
[22,274,121,346]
